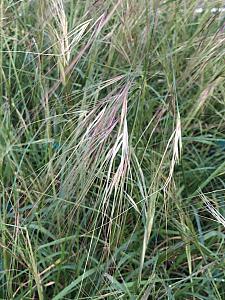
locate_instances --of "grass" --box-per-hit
[0,0,225,299]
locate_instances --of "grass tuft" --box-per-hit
[0,0,225,299]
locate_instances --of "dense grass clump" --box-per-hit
[0,0,225,299]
